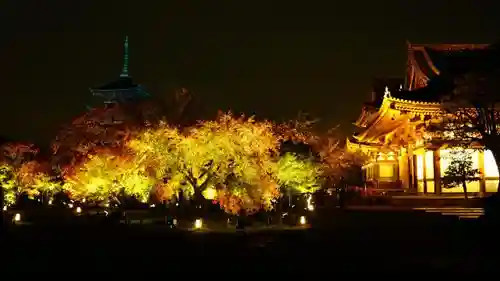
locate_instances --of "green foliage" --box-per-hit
[0,164,17,206]
[276,153,322,194]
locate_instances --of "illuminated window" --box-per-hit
[440,149,479,177]
[442,181,480,193]
[427,181,435,193]
[379,164,394,178]
[416,155,424,180]
[484,150,499,178]
[425,151,434,179]
[417,181,424,193]
[486,180,499,193]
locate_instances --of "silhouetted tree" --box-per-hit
[442,149,480,200]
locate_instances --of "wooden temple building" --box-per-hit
[347,42,499,195]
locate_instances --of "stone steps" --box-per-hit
[413,207,484,219]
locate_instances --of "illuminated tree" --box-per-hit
[16,161,61,202]
[126,122,186,200]
[62,148,158,203]
[275,111,319,144]
[442,149,480,200]
[52,105,139,169]
[0,164,17,207]
[276,153,322,194]
[274,152,322,210]
[127,113,282,214]
[0,142,39,167]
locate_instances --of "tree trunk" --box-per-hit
[462,181,468,200]
[191,186,205,218]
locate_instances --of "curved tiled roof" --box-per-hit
[394,76,453,103]
[425,46,491,76]
[408,43,489,78]
[91,76,138,91]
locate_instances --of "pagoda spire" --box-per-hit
[120,36,129,77]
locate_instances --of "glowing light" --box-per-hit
[416,154,424,180]
[194,218,203,229]
[306,194,314,211]
[76,207,82,214]
[14,213,21,222]
[48,199,53,205]
[150,204,155,208]
[484,149,499,177]
[377,152,385,161]
[387,152,395,160]
[68,203,74,208]
[2,206,6,211]
[384,86,391,98]
[425,150,434,179]
[299,216,307,225]
[202,187,217,200]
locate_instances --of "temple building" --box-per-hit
[347,42,499,196]
[90,36,150,105]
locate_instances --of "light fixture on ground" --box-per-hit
[299,215,307,225]
[194,218,203,229]
[14,213,21,223]
[68,203,74,208]
[76,207,82,214]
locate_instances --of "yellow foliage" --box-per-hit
[17,161,60,197]
[0,112,349,215]
[276,153,322,194]
[0,164,17,206]
[62,150,157,202]
[126,113,283,213]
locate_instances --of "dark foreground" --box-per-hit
[3,209,499,272]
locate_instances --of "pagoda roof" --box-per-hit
[90,76,139,91]
[391,76,453,103]
[408,42,490,81]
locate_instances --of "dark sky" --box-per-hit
[0,1,499,146]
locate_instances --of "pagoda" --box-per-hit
[90,36,149,105]
[347,42,500,196]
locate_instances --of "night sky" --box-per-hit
[1,1,499,147]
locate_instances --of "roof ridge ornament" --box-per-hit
[384,86,391,98]
[120,36,129,78]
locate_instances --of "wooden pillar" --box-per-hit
[422,151,427,194]
[479,150,486,196]
[433,150,441,195]
[412,155,418,193]
[407,154,414,191]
